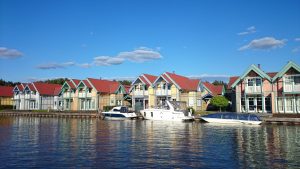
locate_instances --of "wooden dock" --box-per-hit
[0,111,100,118]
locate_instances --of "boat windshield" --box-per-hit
[169,101,186,111]
[120,107,129,113]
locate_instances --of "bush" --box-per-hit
[0,105,13,110]
[210,95,229,112]
[187,107,195,115]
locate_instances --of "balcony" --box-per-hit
[63,92,74,98]
[156,89,171,96]
[133,90,148,96]
[284,84,300,93]
[13,95,20,100]
[24,94,36,99]
[283,75,300,93]
[245,86,262,93]
[78,92,92,98]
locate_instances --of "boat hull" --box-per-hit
[201,117,262,125]
[102,112,137,120]
[141,109,194,121]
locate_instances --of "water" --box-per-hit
[0,117,300,169]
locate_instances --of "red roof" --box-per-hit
[33,82,62,96]
[143,74,157,84]
[82,80,93,88]
[0,86,14,97]
[15,83,27,91]
[87,78,120,93]
[72,79,81,86]
[28,83,36,91]
[165,72,200,91]
[123,85,131,94]
[267,72,278,78]
[228,76,239,89]
[202,82,223,96]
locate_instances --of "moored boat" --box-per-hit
[141,101,194,121]
[200,112,262,125]
[102,106,137,119]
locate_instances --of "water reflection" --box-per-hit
[0,117,299,168]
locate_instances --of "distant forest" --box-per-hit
[0,78,133,86]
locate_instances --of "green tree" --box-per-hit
[118,80,132,86]
[210,95,229,112]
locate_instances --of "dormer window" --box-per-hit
[144,85,148,91]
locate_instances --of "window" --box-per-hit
[113,108,120,112]
[197,99,202,106]
[257,98,262,112]
[256,78,262,86]
[151,112,153,117]
[144,112,146,117]
[241,97,245,112]
[248,79,254,86]
[277,98,284,112]
[167,84,171,90]
[144,85,148,91]
[265,97,271,112]
[162,83,166,89]
[286,98,293,112]
[294,76,300,85]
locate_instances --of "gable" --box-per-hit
[231,64,271,88]
[272,61,300,82]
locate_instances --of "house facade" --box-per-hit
[130,74,157,112]
[60,79,80,110]
[13,82,62,110]
[67,78,131,111]
[0,86,14,107]
[152,72,202,111]
[229,61,300,114]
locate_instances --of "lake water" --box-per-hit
[0,117,300,169]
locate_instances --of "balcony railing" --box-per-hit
[156,89,171,96]
[284,84,300,93]
[78,92,92,98]
[133,90,148,96]
[63,92,74,98]
[245,86,262,93]
[24,94,37,99]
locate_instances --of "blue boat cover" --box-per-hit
[202,112,261,121]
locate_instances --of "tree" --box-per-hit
[210,95,229,112]
[118,80,132,86]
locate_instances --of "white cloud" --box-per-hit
[118,47,162,62]
[78,63,92,68]
[0,47,23,59]
[292,46,300,53]
[238,37,286,51]
[237,26,256,36]
[90,47,162,67]
[295,38,300,42]
[93,56,125,66]
[36,61,75,69]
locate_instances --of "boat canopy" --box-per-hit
[203,112,261,121]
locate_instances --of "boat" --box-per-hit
[141,101,194,121]
[101,106,137,119]
[200,112,262,125]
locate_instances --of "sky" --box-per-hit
[0,0,299,83]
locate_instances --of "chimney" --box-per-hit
[258,64,261,69]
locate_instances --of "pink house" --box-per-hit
[228,61,300,114]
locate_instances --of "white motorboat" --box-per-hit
[200,112,262,125]
[141,101,194,121]
[102,106,137,119]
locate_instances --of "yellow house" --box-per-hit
[60,79,81,111]
[75,78,131,111]
[130,74,157,111]
[199,82,225,111]
[0,86,14,107]
[152,72,202,111]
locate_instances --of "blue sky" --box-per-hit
[0,0,299,82]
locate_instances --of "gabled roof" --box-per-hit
[228,76,239,89]
[13,83,27,91]
[33,82,62,96]
[87,78,120,94]
[0,86,14,97]
[124,85,131,94]
[202,82,224,96]
[132,74,157,86]
[153,72,200,91]
[272,61,300,81]
[72,79,81,86]
[230,64,272,88]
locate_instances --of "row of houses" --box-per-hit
[1,61,299,114]
[0,72,224,112]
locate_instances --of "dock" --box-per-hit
[0,111,99,118]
